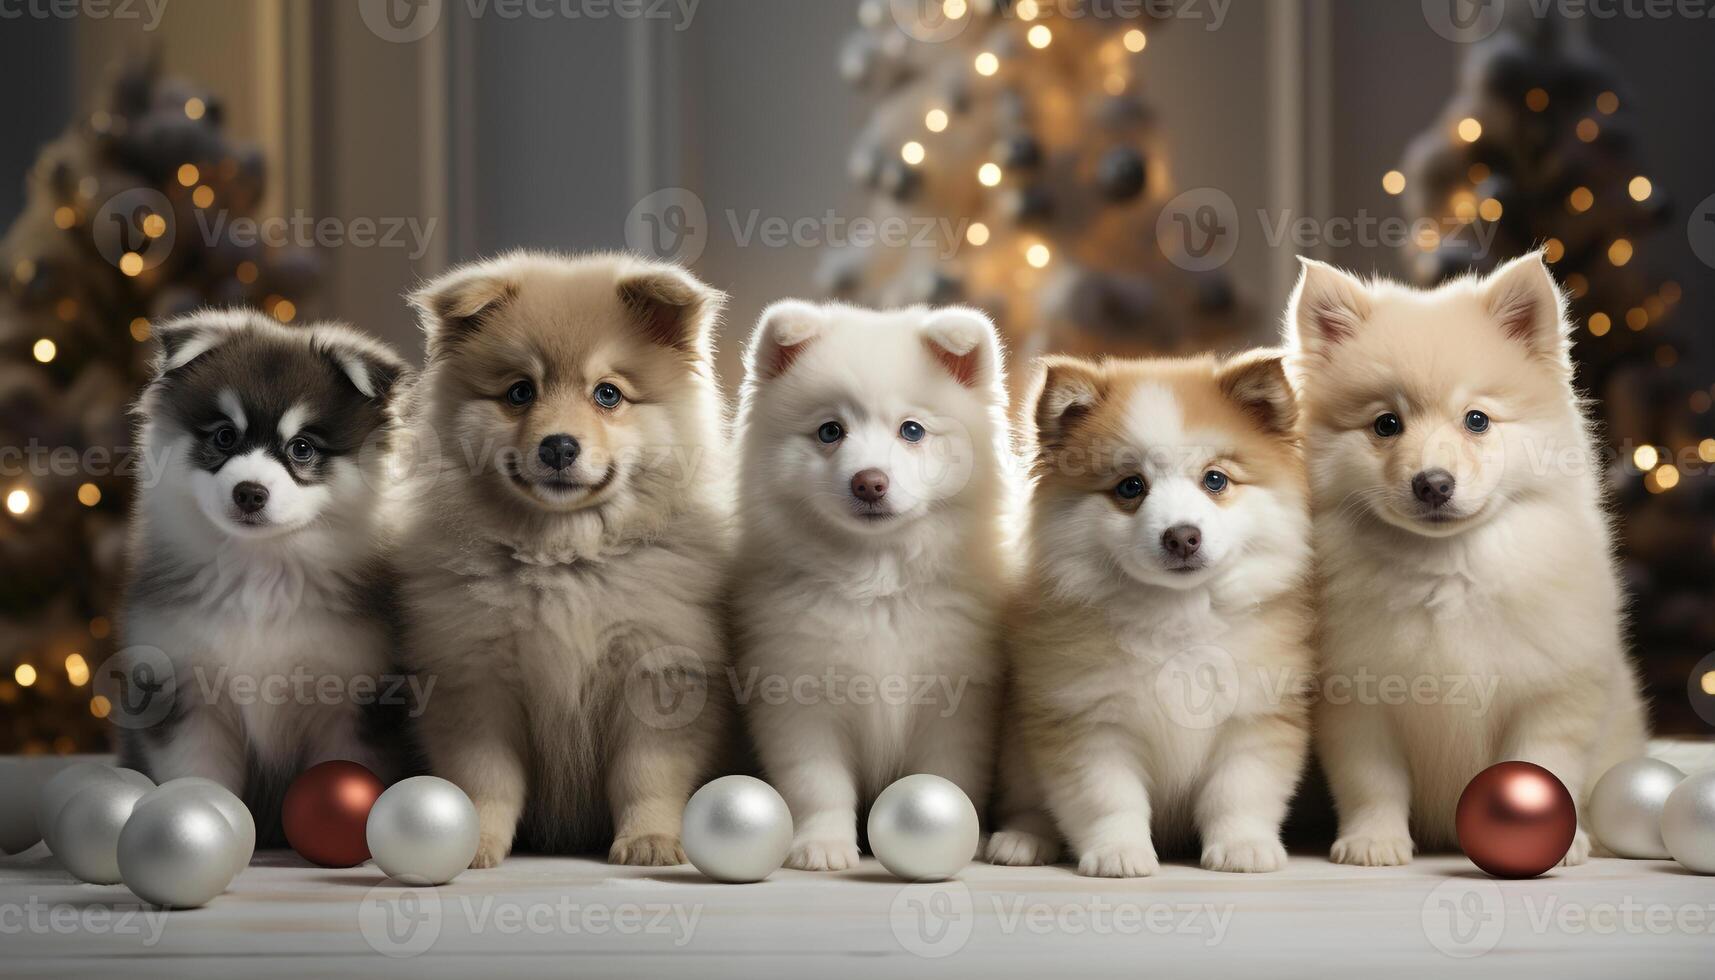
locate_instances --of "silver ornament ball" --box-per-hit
[118,796,237,908]
[0,761,44,855]
[1588,757,1685,859]
[53,779,150,884]
[867,774,978,882]
[682,776,794,883]
[366,776,480,886]
[138,778,256,883]
[36,764,152,855]
[1661,771,1715,875]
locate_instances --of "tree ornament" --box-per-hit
[867,774,978,882]
[1661,771,1715,874]
[366,776,480,886]
[1455,762,1577,878]
[53,778,151,884]
[117,796,236,909]
[138,778,256,882]
[282,761,384,868]
[1096,146,1147,201]
[682,776,793,884]
[1587,757,1684,859]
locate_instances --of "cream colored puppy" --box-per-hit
[988,353,1314,877]
[1288,253,1647,867]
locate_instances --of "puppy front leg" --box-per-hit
[417,675,526,869]
[1319,699,1414,866]
[1499,693,1602,866]
[1039,728,1157,878]
[987,742,1062,867]
[1196,710,1307,873]
[149,704,248,794]
[754,705,860,871]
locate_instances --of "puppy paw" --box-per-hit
[609,833,687,867]
[986,829,1061,867]
[785,838,860,872]
[470,832,513,869]
[1560,829,1591,867]
[1076,843,1159,878]
[1202,838,1287,874]
[1330,834,1413,867]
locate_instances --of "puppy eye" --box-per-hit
[1464,410,1490,433]
[899,420,925,443]
[1373,412,1403,438]
[593,382,623,409]
[816,421,845,445]
[211,425,239,451]
[1115,475,1146,500]
[505,380,535,407]
[1202,470,1229,494]
[286,438,316,463]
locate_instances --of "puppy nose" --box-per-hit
[537,434,581,471]
[1412,468,1456,508]
[232,481,269,515]
[851,468,889,503]
[1162,524,1201,560]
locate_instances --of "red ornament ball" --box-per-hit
[1456,761,1577,878]
[282,761,384,868]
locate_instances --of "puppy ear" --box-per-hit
[408,264,518,362]
[1031,355,1104,449]
[152,315,230,374]
[1287,257,1371,357]
[1217,348,1297,434]
[1482,250,1569,364]
[617,264,726,355]
[746,300,827,382]
[920,306,1004,394]
[314,329,410,405]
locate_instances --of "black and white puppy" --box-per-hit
[117,309,413,841]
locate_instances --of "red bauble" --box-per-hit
[282,761,385,868]
[1456,761,1577,878]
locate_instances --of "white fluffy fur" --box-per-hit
[733,301,1015,871]
[1288,254,1648,867]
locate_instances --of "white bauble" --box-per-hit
[867,774,979,882]
[0,761,44,855]
[118,797,236,908]
[1588,758,1685,859]
[53,780,150,884]
[682,776,793,883]
[1661,771,1715,875]
[366,776,480,886]
[37,763,137,855]
[138,779,256,883]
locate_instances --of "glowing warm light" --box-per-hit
[1656,345,1678,368]
[1699,439,1715,463]
[1693,392,1712,414]
[1597,91,1619,114]
[65,654,89,687]
[901,141,926,166]
[1016,0,1040,19]
[142,213,167,238]
[119,252,145,277]
[1628,176,1652,201]
[1478,197,1503,222]
[1626,307,1648,331]
[1654,464,1680,491]
[53,206,76,229]
[977,162,1003,187]
[1456,117,1482,142]
[1123,29,1147,52]
[1587,312,1611,336]
[177,163,200,187]
[1576,118,1599,142]
[942,0,967,18]
[924,108,949,133]
[974,52,999,76]
[15,665,36,688]
[273,299,297,323]
[1565,273,1588,297]
[1633,445,1659,471]
[1662,281,1682,303]
[129,317,151,342]
[1543,238,1564,263]
[1608,239,1633,266]
[1414,226,1441,251]
[236,261,259,284]
[1568,186,1594,212]
[77,483,101,507]
[56,298,78,322]
[184,97,206,120]
[32,339,56,363]
[1468,163,1491,183]
[966,222,991,246]
[192,185,215,208]
[1027,25,1052,48]
[1525,88,1549,111]
[90,696,111,719]
[1702,671,1715,696]
[1381,171,1406,195]
[1103,72,1127,95]
[5,489,30,515]
[1451,191,1477,222]
[89,617,112,640]
[1025,242,1051,268]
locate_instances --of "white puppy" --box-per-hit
[1288,253,1648,866]
[733,301,1014,871]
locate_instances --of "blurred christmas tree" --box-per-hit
[1391,21,1713,733]
[0,54,317,754]
[827,0,1243,367]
